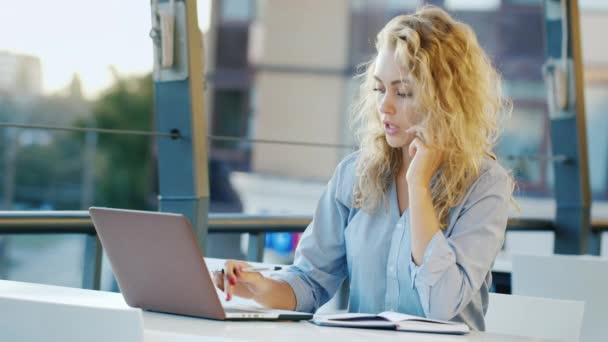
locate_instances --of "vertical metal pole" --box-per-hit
[82,234,102,290]
[2,128,18,210]
[80,131,97,209]
[247,232,265,262]
[151,0,210,251]
[588,231,601,256]
[543,0,590,254]
[0,128,18,279]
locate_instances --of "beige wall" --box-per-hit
[253,72,348,179]
[252,0,349,69]
[251,0,351,180]
[580,12,608,67]
[580,11,608,82]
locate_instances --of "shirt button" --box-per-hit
[389,266,395,273]
[396,223,403,228]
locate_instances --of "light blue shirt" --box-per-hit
[270,151,511,331]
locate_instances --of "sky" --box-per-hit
[0,0,211,99]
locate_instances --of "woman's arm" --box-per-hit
[216,153,356,312]
[408,183,440,266]
[404,127,510,320]
[409,169,510,320]
[253,278,297,310]
[404,126,444,265]
[269,158,352,312]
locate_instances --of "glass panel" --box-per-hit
[580,6,608,228]
[585,84,608,200]
[1,0,603,282]
[206,0,560,262]
[445,0,501,11]
[0,1,153,286]
[580,0,608,10]
[0,235,86,288]
[221,0,255,22]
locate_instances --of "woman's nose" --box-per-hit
[379,95,395,115]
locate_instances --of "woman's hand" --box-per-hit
[405,126,444,188]
[213,259,273,302]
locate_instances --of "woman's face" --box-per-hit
[373,49,422,148]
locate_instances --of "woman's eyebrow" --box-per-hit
[373,75,410,85]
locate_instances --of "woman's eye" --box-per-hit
[397,91,413,98]
[372,87,385,93]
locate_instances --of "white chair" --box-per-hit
[0,280,144,342]
[485,293,584,342]
[512,254,608,342]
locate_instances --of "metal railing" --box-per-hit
[0,212,316,290]
[0,211,560,291]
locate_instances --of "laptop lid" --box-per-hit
[89,207,227,320]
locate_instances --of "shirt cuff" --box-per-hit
[409,230,456,289]
[268,267,315,313]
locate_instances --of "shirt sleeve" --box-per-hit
[408,167,511,320]
[268,159,351,313]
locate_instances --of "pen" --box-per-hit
[218,266,282,274]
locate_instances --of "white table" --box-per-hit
[143,310,551,342]
[0,258,554,342]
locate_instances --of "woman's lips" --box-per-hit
[384,123,400,136]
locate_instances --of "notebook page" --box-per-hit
[378,311,459,325]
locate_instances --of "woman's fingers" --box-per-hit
[213,260,266,302]
[213,270,225,291]
[406,125,426,143]
[222,260,253,301]
[409,137,421,158]
[224,261,238,301]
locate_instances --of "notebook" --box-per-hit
[311,311,470,335]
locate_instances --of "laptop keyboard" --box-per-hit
[224,306,269,314]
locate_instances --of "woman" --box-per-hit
[214,5,514,331]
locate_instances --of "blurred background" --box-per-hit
[0,0,606,290]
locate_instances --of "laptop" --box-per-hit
[89,206,312,321]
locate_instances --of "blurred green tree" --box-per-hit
[87,72,156,210]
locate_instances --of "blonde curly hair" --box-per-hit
[351,5,514,228]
